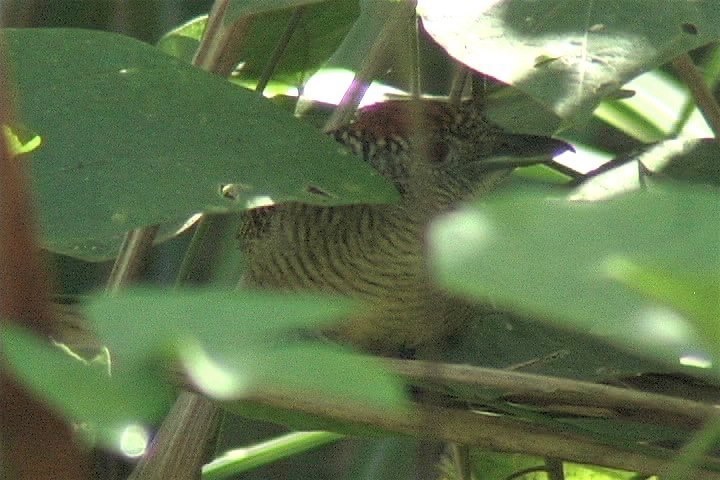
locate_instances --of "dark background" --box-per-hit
[1,1,213,43]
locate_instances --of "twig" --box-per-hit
[323,2,415,132]
[451,444,473,480]
[545,458,565,480]
[448,63,470,107]
[105,226,159,293]
[234,387,720,478]
[385,359,717,430]
[128,391,222,480]
[671,53,720,141]
[193,0,255,76]
[256,7,305,95]
[409,5,421,99]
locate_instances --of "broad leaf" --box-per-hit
[419,0,720,122]
[3,28,397,260]
[428,186,720,371]
[0,325,173,448]
[88,289,407,410]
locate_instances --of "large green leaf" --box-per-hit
[88,289,408,410]
[3,28,397,260]
[0,324,173,447]
[419,0,720,122]
[428,186,720,371]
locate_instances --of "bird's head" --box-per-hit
[332,99,571,207]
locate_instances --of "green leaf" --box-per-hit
[0,324,173,446]
[3,28,397,260]
[238,343,407,408]
[156,16,206,61]
[158,1,359,89]
[202,431,344,480]
[88,289,357,363]
[428,186,720,369]
[419,0,720,122]
[607,259,720,350]
[87,289,407,410]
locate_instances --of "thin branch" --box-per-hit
[234,387,720,478]
[545,458,565,480]
[386,359,717,431]
[671,53,720,141]
[105,226,159,293]
[127,391,222,480]
[451,444,473,480]
[256,7,305,95]
[192,0,229,69]
[323,2,415,132]
[409,5,421,99]
[448,63,470,107]
[192,0,255,76]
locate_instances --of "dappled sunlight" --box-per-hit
[302,68,405,108]
[118,424,150,459]
[179,341,245,400]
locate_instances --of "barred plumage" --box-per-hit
[239,100,570,354]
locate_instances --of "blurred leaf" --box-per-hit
[158,1,359,89]
[608,259,720,349]
[419,0,720,122]
[0,324,173,446]
[239,343,407,408]
[88,289,357,363]
[428,186,720,370]
[511,164,574,185]
[87,289,407,410]
[3,28,397,260]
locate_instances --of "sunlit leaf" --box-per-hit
[419,0,720,121]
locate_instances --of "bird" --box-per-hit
[238,98,571,356]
